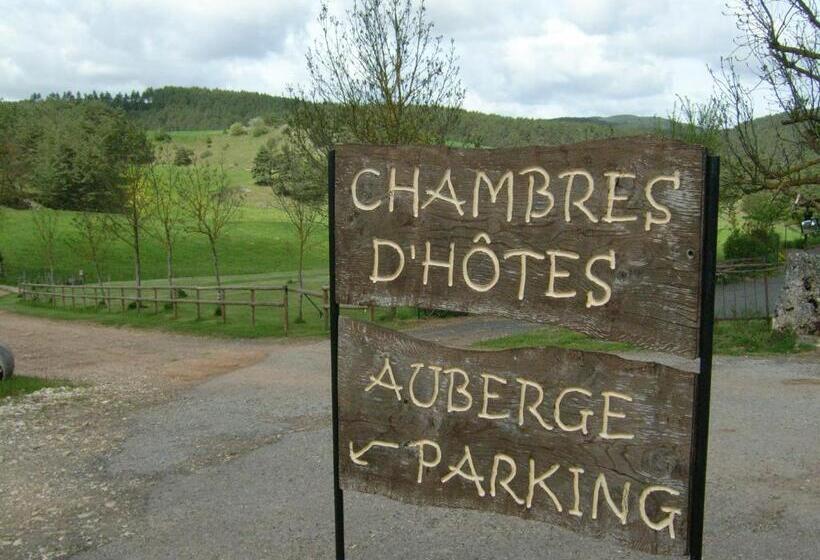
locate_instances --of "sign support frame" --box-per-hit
[329,149,346,560]
[687,154,720,559]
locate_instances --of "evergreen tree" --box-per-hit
[251,145,275,186]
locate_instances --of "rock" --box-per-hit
[772,250,819,335]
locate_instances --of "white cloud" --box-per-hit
[0,0,749,118]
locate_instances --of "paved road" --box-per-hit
[1,314,818,559]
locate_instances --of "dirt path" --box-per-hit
[0,312,818,559]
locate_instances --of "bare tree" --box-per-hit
[70,211,110,284]
[289,0,465,158]
[31,206,59,283]
[270,143,327,322]
[108,164,153,294]
[180,162,244,289]
[714,0,819,208]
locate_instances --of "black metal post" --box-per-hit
[328,150,345,560]
[689,154,719,559]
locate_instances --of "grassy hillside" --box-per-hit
[162,128,286,206]
[0,206,327,284]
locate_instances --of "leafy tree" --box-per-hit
[270,144,326,322]
[0,102,30,208]
[249,116,268,137]
[0,206,6,277]
[228,122,246,136]
[31,206,59,282]
[20,101,152,211]
[70,211,110,283]
[742,190,792,231]
[251,146,275,185]
[107,164,153,293]
[180,162,244,289]
[146,164,186,289]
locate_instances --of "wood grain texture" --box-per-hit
[338,317,695,556]
[334,138,705,357]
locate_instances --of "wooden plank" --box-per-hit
[338,317,695,555]
[334,138,705,357]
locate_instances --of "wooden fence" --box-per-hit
[17,282,375,334]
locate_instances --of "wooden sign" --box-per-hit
[334,138,706,357]
[338,317,695,555]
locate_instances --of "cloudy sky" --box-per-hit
[0,0,755,118]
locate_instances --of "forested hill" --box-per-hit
[22,86,669,145]
[26,87,297,131]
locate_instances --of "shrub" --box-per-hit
[199,149,213,160]
[724,228,779,261]
[153,129,172,143]
[228,122,246,136]
[173,146,194,166]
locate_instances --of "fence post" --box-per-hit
[322,286,329,331]
[250,288,256,327]
[153,287,158,314]
[196,288,201,320]
[137,286,142,315]
[283,286,289,336]
[120,287,125,312]
[763,272,770,319]
[172,287,178,320]
[368,304,375,322]
[71,286,76,309]
[61,285,66,306]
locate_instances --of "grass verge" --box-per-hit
[474,326,633,353]
[0,375,72,399]
[475,319,813,355]
[713,319,813,355]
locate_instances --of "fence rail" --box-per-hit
[20,259,784,332]
[17,282,375,334]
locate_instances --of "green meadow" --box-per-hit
[0,205,327,284]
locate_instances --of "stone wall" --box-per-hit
[772,250,819,335]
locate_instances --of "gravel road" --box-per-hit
[0,311,817,559]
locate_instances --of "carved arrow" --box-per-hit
[349,440,400,465]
